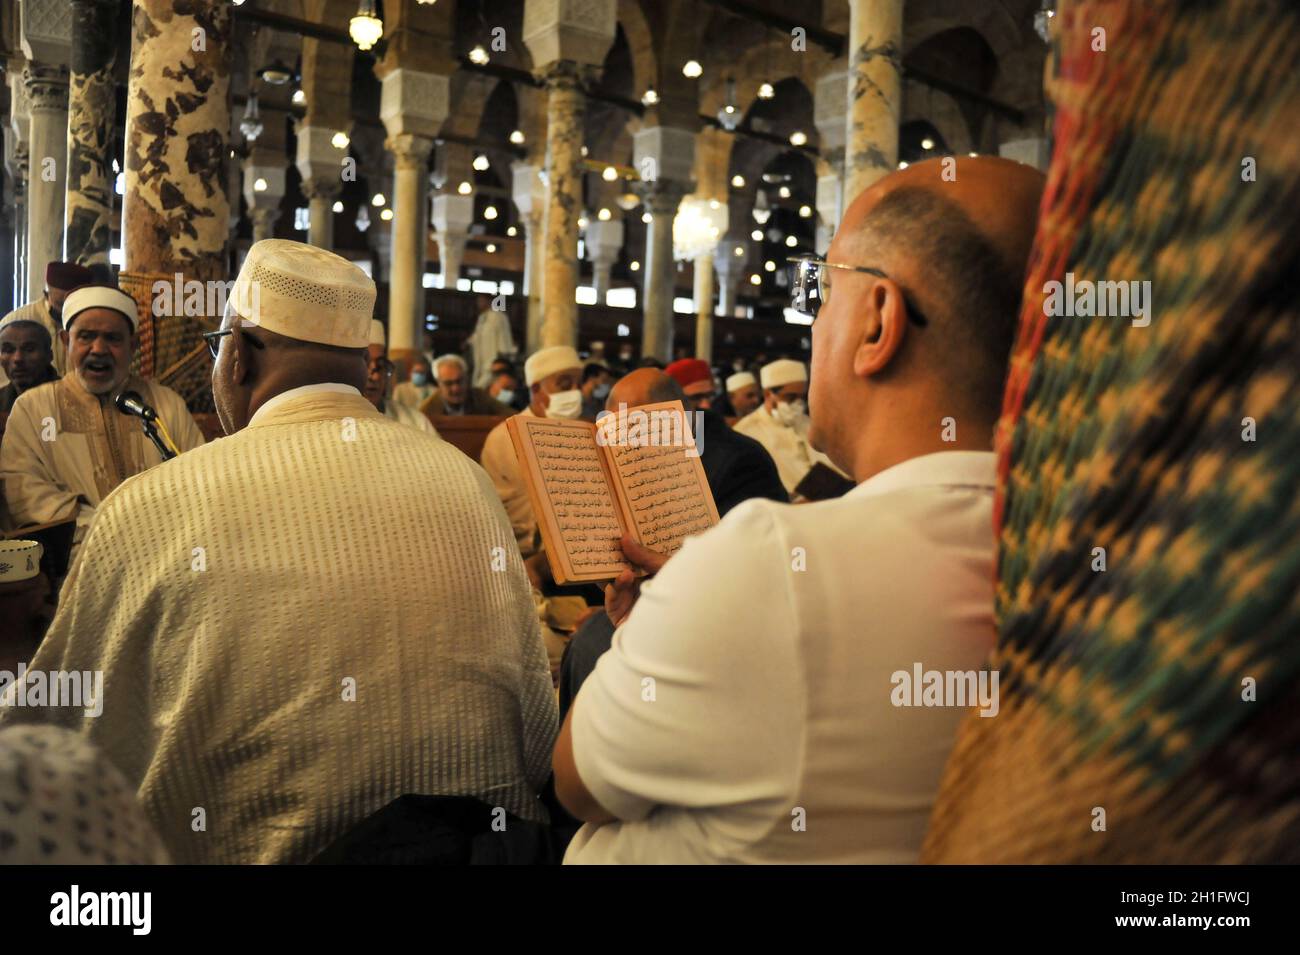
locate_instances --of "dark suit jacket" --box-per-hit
[419,387,513,417]
[558,409,788,718]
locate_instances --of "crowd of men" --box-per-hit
[0,154,1046,864]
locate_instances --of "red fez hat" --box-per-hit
[666,358,712,389]
[45,261,94,291]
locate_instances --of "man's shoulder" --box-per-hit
[7,379,60,418]
[731,409,766,434]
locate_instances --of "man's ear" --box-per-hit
[58,328,69,350]
[853,278,909,377]
[228,325,253,387]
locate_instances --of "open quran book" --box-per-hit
[507,400,720,584]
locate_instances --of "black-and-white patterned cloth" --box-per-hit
[0,725,169,864]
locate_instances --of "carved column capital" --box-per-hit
[23,64,69,113]
[385,133,434,172]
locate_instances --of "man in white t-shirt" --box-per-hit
[552,156,1046,864]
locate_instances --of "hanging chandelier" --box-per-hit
[350,0,384,52]
[239,91,263,142]
[673,197,728,262]
[717,78,741,132]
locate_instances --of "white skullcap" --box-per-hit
[726,371,756,393]
[0,310,47,334]
[62,285,140,332]
[760,359,807,390]
[228,239,376,348]
[369,320,386,347]
[524,345,581,387]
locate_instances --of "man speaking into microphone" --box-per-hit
[0,284,204,557]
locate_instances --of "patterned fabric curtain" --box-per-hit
[922,0,1300,863]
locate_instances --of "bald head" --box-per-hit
[211,318,368,434]
[606,368,686,412]
[809,156,1045,480]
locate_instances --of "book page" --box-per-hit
[598,401,720,558]
[508,415,629,583]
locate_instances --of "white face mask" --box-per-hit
[544,388,584,419]
[496,389,516,406]
[773,398,808,428]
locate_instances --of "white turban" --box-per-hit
[760,359,807,390]
[524,345,581,387]
[726,371,756,393]
[228,239,376,348]
[62,285,140,332]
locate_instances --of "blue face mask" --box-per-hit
[497,389,516,406]
[592,383,611,401]
[411,372,429,387]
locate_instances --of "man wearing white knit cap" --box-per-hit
[5,240,558,864]
[479,344,583,558]
[362,318,438,436]
[725,370,761,420]
[0,284,203,551]
[734,358,845,496]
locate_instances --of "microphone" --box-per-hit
[115,390,158,422]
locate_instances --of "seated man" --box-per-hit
[559,368,788,715]
[391,356,435,409]
[664,358,717,414]
[1,239,558,864]
[419,354,513,417]
[734,358,846,496]
[478,345,583,558]
[725,370,761,420]
[552,156,1045,863]
[0,285,203,548]
[364,320,437,435]
[0,312,60,414]
[487,364,526,413]
[579,361,614,419]
[0,261,91,388]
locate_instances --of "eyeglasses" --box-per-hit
[367,358,395,377]
[202,327,266,361]
[787,255,929,327]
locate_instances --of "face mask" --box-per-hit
[497,389,516,406]
[592,383,611,401]
[545,388,584,419]
[773,399,808,428]
[411,372,428,387]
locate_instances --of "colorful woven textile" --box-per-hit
[922,0,1300,863]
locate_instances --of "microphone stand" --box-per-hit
[137,417,177,461]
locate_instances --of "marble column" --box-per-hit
[844,0,903,205]
[243,164,285,243]
[122,0,232,283]
[815,59,848,251]
[537,63,588,348]
[437,231,466,288]
[693,252,715,363]
[585,217,623,304]
[511,160,546,353]
[715,239,749,320]
[302,180,339,250]
[379,68,446,368]
[430,192,472,289]
[525,211,546,351]
[5,125,28,308]
[296,126,346,251]
[640,182,688,363]
[386,135,434,362]
[25,65,69,299]
[64,0,118,266]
